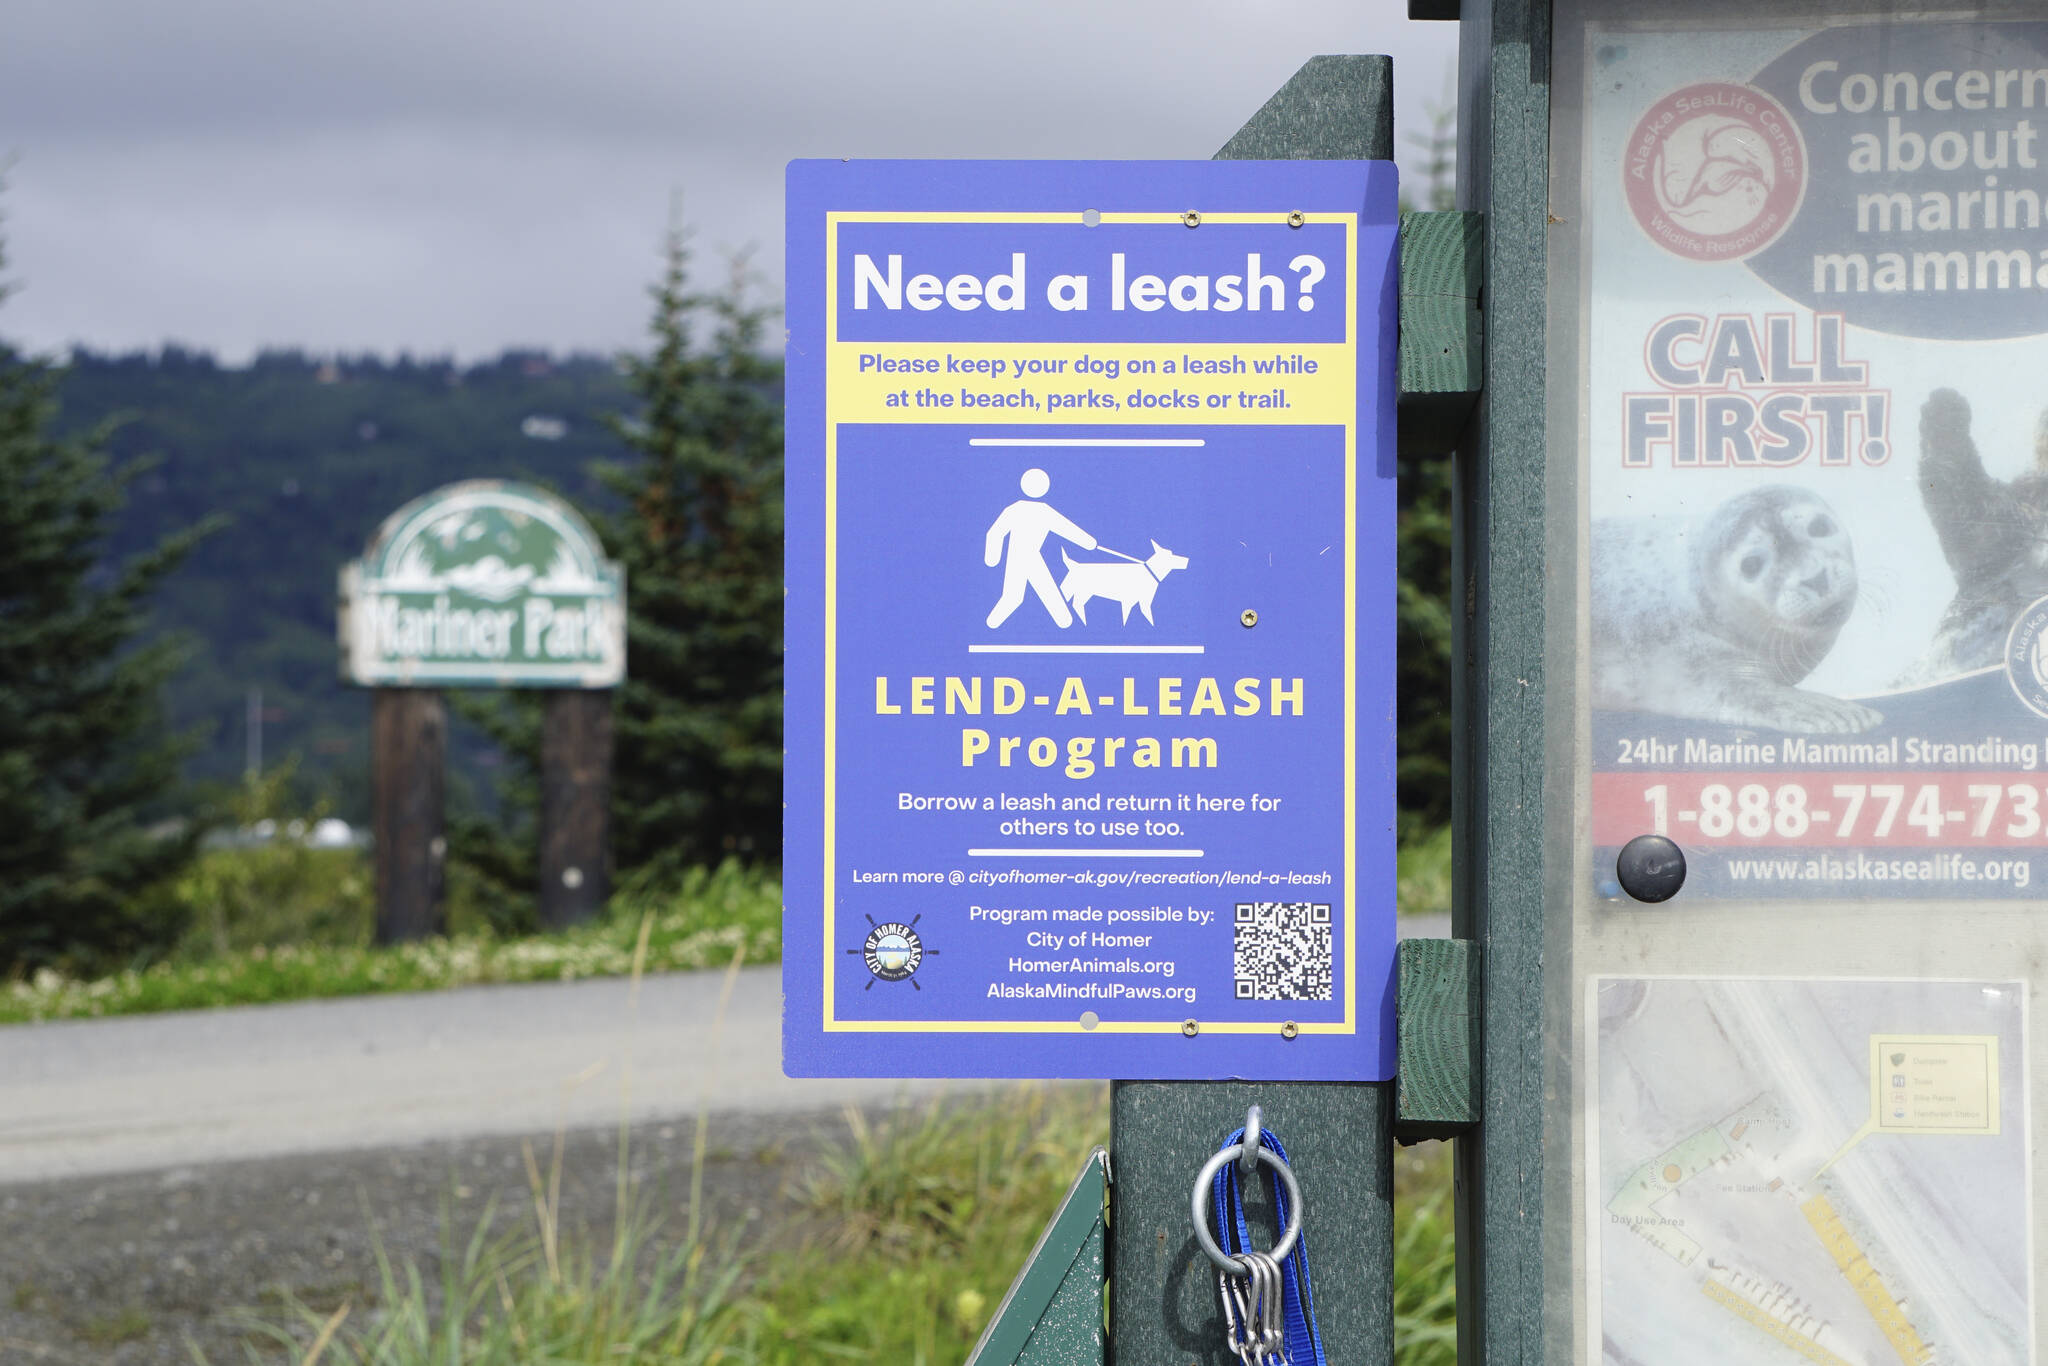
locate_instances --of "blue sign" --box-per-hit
[783,160,1399,1080]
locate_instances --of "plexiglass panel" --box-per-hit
[1548,4,2048,1361]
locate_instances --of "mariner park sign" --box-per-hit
[339,481,624,688]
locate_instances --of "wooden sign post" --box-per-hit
[539,689,613,929]
[371,688,447,942]
[341,481,626,942]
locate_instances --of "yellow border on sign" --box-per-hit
[822,209,1360,1036]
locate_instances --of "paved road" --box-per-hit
[1,914,1450,1184]
[0,965,956,1184]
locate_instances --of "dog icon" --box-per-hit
[1059,541,1190,625]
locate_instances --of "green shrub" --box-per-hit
[152,766,373,960]
[1,860,782,1024]
[1397,824,1453,919]
[170,843,374,958]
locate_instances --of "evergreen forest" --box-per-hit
[49,346,650,818]
[7,225,1448,974]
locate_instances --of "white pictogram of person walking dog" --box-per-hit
[983,468,1189,628]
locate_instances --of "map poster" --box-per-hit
[1589,976,2032,1366]
[1580,17,2048,899]
[781,160,1399,1080]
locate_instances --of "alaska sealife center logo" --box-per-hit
[1625,82,1808,262]
[2004,595,2048,721]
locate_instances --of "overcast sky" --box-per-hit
[0,1,1457,364]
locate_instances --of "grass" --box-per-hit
[203,1084,1456,1365]
[1393,1142,1459,1366]
[1,861,781,1025]
[760,1097,1458,1364]
[79,1306,153,1347]
[234,1186,752,1365]
[754,1086,1113,1363]
[1396,823,1453,919]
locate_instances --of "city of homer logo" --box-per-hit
[849,914,934,990]
[1624,82,1807,263]
[2004,596,2048,720]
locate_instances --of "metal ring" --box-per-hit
[1238,1106,1262,1176]
[1190,1142,1303,1273]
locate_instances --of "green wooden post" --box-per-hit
[975,43,1495,1366]
[1396,211,1484,458]
[1432,0,1553,1362]
[967,1149,1111,1366]
[1107,55,1398,1366]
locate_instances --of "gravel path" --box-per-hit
[0,1103,955,1365]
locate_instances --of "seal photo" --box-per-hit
[1592,485,1877,733]
[1899,389,2048,684]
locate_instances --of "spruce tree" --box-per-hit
[0,253,218,971]
[595,233,785,883]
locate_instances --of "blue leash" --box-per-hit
[1210,1126,1327,1366]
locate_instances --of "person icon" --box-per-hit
[984,468,1097,628]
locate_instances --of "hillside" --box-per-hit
[52,347,640,819]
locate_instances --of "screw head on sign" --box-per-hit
[1240,609,1258,628]
[1181,1018,1200,1038]
[1182,210,1202,228]
[1287,210,1306,228]
[1280,1021,1299,1040]
[1615,834,1686,903]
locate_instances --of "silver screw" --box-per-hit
[1240,609,1259,628]
[1287,210,1306,228]
[1280,1021,1299,1040]
[1182,210,1202,228]
[1181,1018,1200,1038]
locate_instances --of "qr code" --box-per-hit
[1232,902,1333,1001]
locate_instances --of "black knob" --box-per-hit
[1616,835,1686,903]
